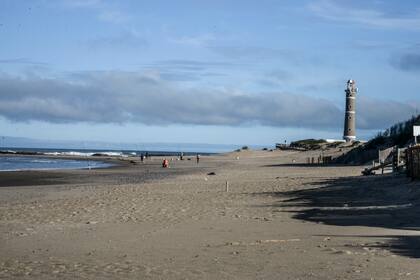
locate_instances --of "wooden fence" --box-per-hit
[406,146,420,179]
[306,155,333,165]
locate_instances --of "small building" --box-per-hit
[414,125,420,145]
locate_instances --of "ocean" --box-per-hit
[0,147,216,171]
[0,156,112,172]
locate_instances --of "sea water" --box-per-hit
[0,147,217,157]
[0,156,112,171]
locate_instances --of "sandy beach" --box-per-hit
[1,150,420,279]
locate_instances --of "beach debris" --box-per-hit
[207,172,216,175]
[225,238,301,246]
[226,242,241,246]
[362,168,375,176]
[255,239,300,244]
[226,239,300,247]
[253,216,270,221]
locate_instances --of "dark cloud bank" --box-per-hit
[391,52,420,72]
[0,72,416,130]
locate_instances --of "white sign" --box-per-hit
[414,126,420,137]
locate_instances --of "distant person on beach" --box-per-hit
[140,154,144,163]
[162,159,169,168]
[180,152,184,160]
[196,154,200,164]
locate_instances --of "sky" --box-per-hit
[0,0,419,147]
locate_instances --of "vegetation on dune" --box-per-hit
[290,139,327,150]
[369,115,420,148]
[335,114,420,164]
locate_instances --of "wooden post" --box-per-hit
[225,181,229,192]
[415,149,420,179]
[407,148,412,178]
[392,147,397,173]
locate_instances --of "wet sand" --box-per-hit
[1,150,420,279]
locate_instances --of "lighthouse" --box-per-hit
[343,79,357,142]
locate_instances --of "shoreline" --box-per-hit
[0,152,213,188]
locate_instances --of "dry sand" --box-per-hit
[1,150,420,279]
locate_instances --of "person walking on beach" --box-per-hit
[196,154,200,164]
[140,154,144,163]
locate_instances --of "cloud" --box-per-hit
[169,34,216,47]
[351,40,397,50]
[135,60,232,82]
[61,0,102,8]
[168,35,300,63]
[97,10,130,24]
[391,52,420,72]
[0,72,340,127]
[265,70,294,82]
[139,59,236,71]
[0,58,48,66]
[170,34,304,64]
[209,45,295,61]
[88,30,148,49]
[0,72,416,130]
[308,0,420,31]
[358,96,418,129]
[60,0,130,24]
[257,70,295,88]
